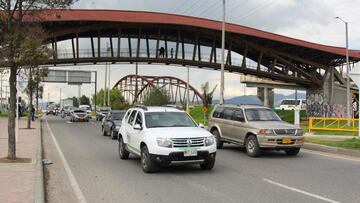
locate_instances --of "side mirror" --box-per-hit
[133,124,143,130]
[199,123,205,128]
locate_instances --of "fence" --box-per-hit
[309,117,359,132]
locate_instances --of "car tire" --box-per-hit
[111,130,117,140]
[102,127,107,136]
[285,148,300,156]
[141,145,158,173]
[200,155,216,170]
[245,135,262,157]
[211,130,223,149]
[118,137,129,160]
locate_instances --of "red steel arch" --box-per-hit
[113,75,204,105]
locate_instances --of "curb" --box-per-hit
[34,119,45,203]
[303,143,360,158]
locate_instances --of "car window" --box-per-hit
[125,110,132,120]
[135,112,143,126]
[232,110,245,122]
[145,112,197,128]
[213,107,224,118]
[223,109,234,120]
[128,110,137,125]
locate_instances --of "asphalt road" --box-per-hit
[43,116,360,203]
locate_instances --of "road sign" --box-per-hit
[68,71,91,84]
[43,70,67,83]
[202,106,208,113]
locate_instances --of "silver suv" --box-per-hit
[208,105,304,157]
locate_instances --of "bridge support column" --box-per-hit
[257,87,274,108]
[306,68,352,118]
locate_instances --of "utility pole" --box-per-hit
[134,62,139,105]
[104,62,107,106]
[0,71,3,112]
[220,0,226,105]
[336,17,351,122]
[59,87,62,107]
[108,63,111,106]
[186,66,190,113]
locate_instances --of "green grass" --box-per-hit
[190,105,213,125]
[306,138,360,150]
[274,110,307,124]
[0,112,8,117]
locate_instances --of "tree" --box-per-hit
[201,82,217,118]
[70,97,79,108]
[143,87,171,106]
[79,95,90,105]
[92,88,127,110]
[0,0,76,160]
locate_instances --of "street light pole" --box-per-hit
[336,17,351,120]
[186,66,190,113]
[220,0,226,105]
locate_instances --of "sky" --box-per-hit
[15,0,360,104]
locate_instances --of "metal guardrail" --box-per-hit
[309,117,359,132]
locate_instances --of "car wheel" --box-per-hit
[246,135,262,157]
[211,130,223,149]
[200,154,216,170]
[118,137,129,159]
[141,145,158,173]
[285,148,300,156]
[111,130,117,140]
[102,127,107,136]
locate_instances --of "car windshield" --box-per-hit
[245,108,281,121]
[112,112,125,120]
[100,107,111,112]
[145,112,197,128]
[74,110,86,113]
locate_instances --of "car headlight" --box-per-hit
[157,138,173,148]
[115,125,121,130]
[296,129,303,136]
[205,136,215,146]
[258,129,274,135]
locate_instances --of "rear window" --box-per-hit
[212,107,224,118]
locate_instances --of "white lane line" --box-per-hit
[263,178,340,203]
[302,149,360,163]
[45,118,87,203]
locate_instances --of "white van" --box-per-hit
[276,99,306,110]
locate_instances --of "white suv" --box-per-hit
[118,106,217,173]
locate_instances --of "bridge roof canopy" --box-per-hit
[35,9,360,62]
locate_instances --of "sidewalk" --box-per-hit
[304,132,359,141]
[0,118,42,203]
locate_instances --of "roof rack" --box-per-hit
[162,105,184,111]
[135,105,148,111]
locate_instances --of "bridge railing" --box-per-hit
[52,48,258,68]
[309,117,359,132]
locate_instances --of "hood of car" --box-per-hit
[247,121,297,129]
[74,113,88,117]
[146,127,212,138]
[113,120,122,126]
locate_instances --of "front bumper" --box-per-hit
[150,151,216,166]
[258,135,304,149]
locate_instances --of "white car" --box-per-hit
[79,104,92,115]
[118,106,217,173]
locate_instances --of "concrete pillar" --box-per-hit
[257,87,274,108]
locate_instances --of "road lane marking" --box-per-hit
[302,149,360,163]
[45,118,87,203]
[263,178,340,203]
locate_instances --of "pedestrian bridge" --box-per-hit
[30,9,360,88]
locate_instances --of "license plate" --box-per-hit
[282,138,292,144]
[184,150,198,157]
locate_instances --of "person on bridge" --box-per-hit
[159,47,165,58]
[170,48,174,58]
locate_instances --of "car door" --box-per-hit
[130,111,144,154]
[126,110,138,154]
[230,109,247,143]
[219,108,235,140]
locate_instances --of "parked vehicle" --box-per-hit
[118,106,216,173]
[96,107,111,121]
[70,109,90,122]
[275,99,306,110]
[101,110,126,139]
[208,104,304,157]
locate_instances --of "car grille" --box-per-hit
[273,129,297,135]
[171,138,205,147]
